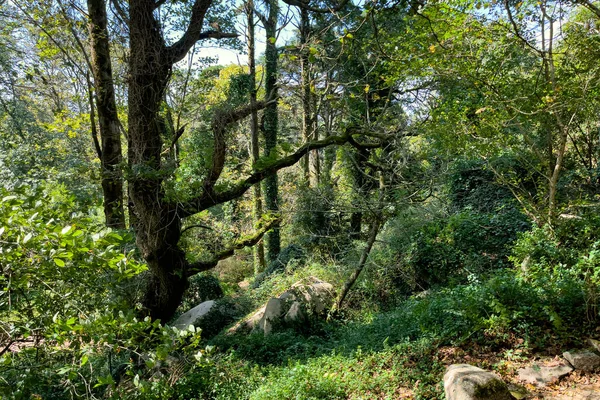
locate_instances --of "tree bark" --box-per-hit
[87,0,125,229]
[247,0,266,273]
[92,0,357,322]
[300,6,312,184]
[263,0,281,263]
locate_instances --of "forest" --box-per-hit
[1,0,600,398]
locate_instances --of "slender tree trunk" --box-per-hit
[263,0,281,263]
[349,148,369,239]
[334,217,381,312]
[87,0,125,229]
[300,7,311,184]
[247,0,266,273]
[309,88,320,187]
[85,72,102,159]
[333,173,385,313]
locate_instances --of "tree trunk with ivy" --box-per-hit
[262,0,281,264]
[87,0,125,229]
[246,0,266,273]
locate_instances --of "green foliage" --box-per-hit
[0,183,217,399]
[375,162,530,297]
[292,185,346,251]
[0,183,143,337]
[178,273,225,315]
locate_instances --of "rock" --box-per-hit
[238,280,250,290]
[289,277,334,315]
[563,350,600,371]
[284,301,305,324]
[258,298,284,335]
[517,362,573,386]
[172,300,215,330]
[228,276,335,335]
[587,338,600,353]
[444,364,514,400]
[228,305,266,335]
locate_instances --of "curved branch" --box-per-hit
[202,99,276,194]
[574,0,600,19]
[166,0,238,64]
[178,132,354,218]
[186,216,281,277]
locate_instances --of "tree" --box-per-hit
[87,0,125,228]
[83,0,365,321]
[259,0,281,264]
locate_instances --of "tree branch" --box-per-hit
[167,0,238,64]
[202,99,276,194]
[186,215,281,277]
[574,0,600,19]
[281,0,350,13]
[180,223,213,235]
[178,131,357,218]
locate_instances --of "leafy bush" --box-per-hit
[178,273,225,314]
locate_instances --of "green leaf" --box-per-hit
[23,233,32,244]
[81,354,88,366]
[54,258,65,267]
[61,225,72,235]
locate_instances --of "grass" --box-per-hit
[175,263,594,400]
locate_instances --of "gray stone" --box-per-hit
[284,301,305,324]
[228,277,335,336]
[444,364,514,400]
[172,300,215,330]
[289,277,334,315]
[517,363,573,386]
[258,298,284,335]
[227,305,266,335]
[563,350,600,371]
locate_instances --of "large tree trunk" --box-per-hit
[128,0,187,321]
[87,0,125,229]
[263,0,281,263]
[93,0,351,322]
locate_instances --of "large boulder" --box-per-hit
[172,300,215,330]
[172,297,251,338]
[563,350,600,372]
[229,276,335,335]
[444,364,514,400]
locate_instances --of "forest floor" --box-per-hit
[437,344,600,399]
